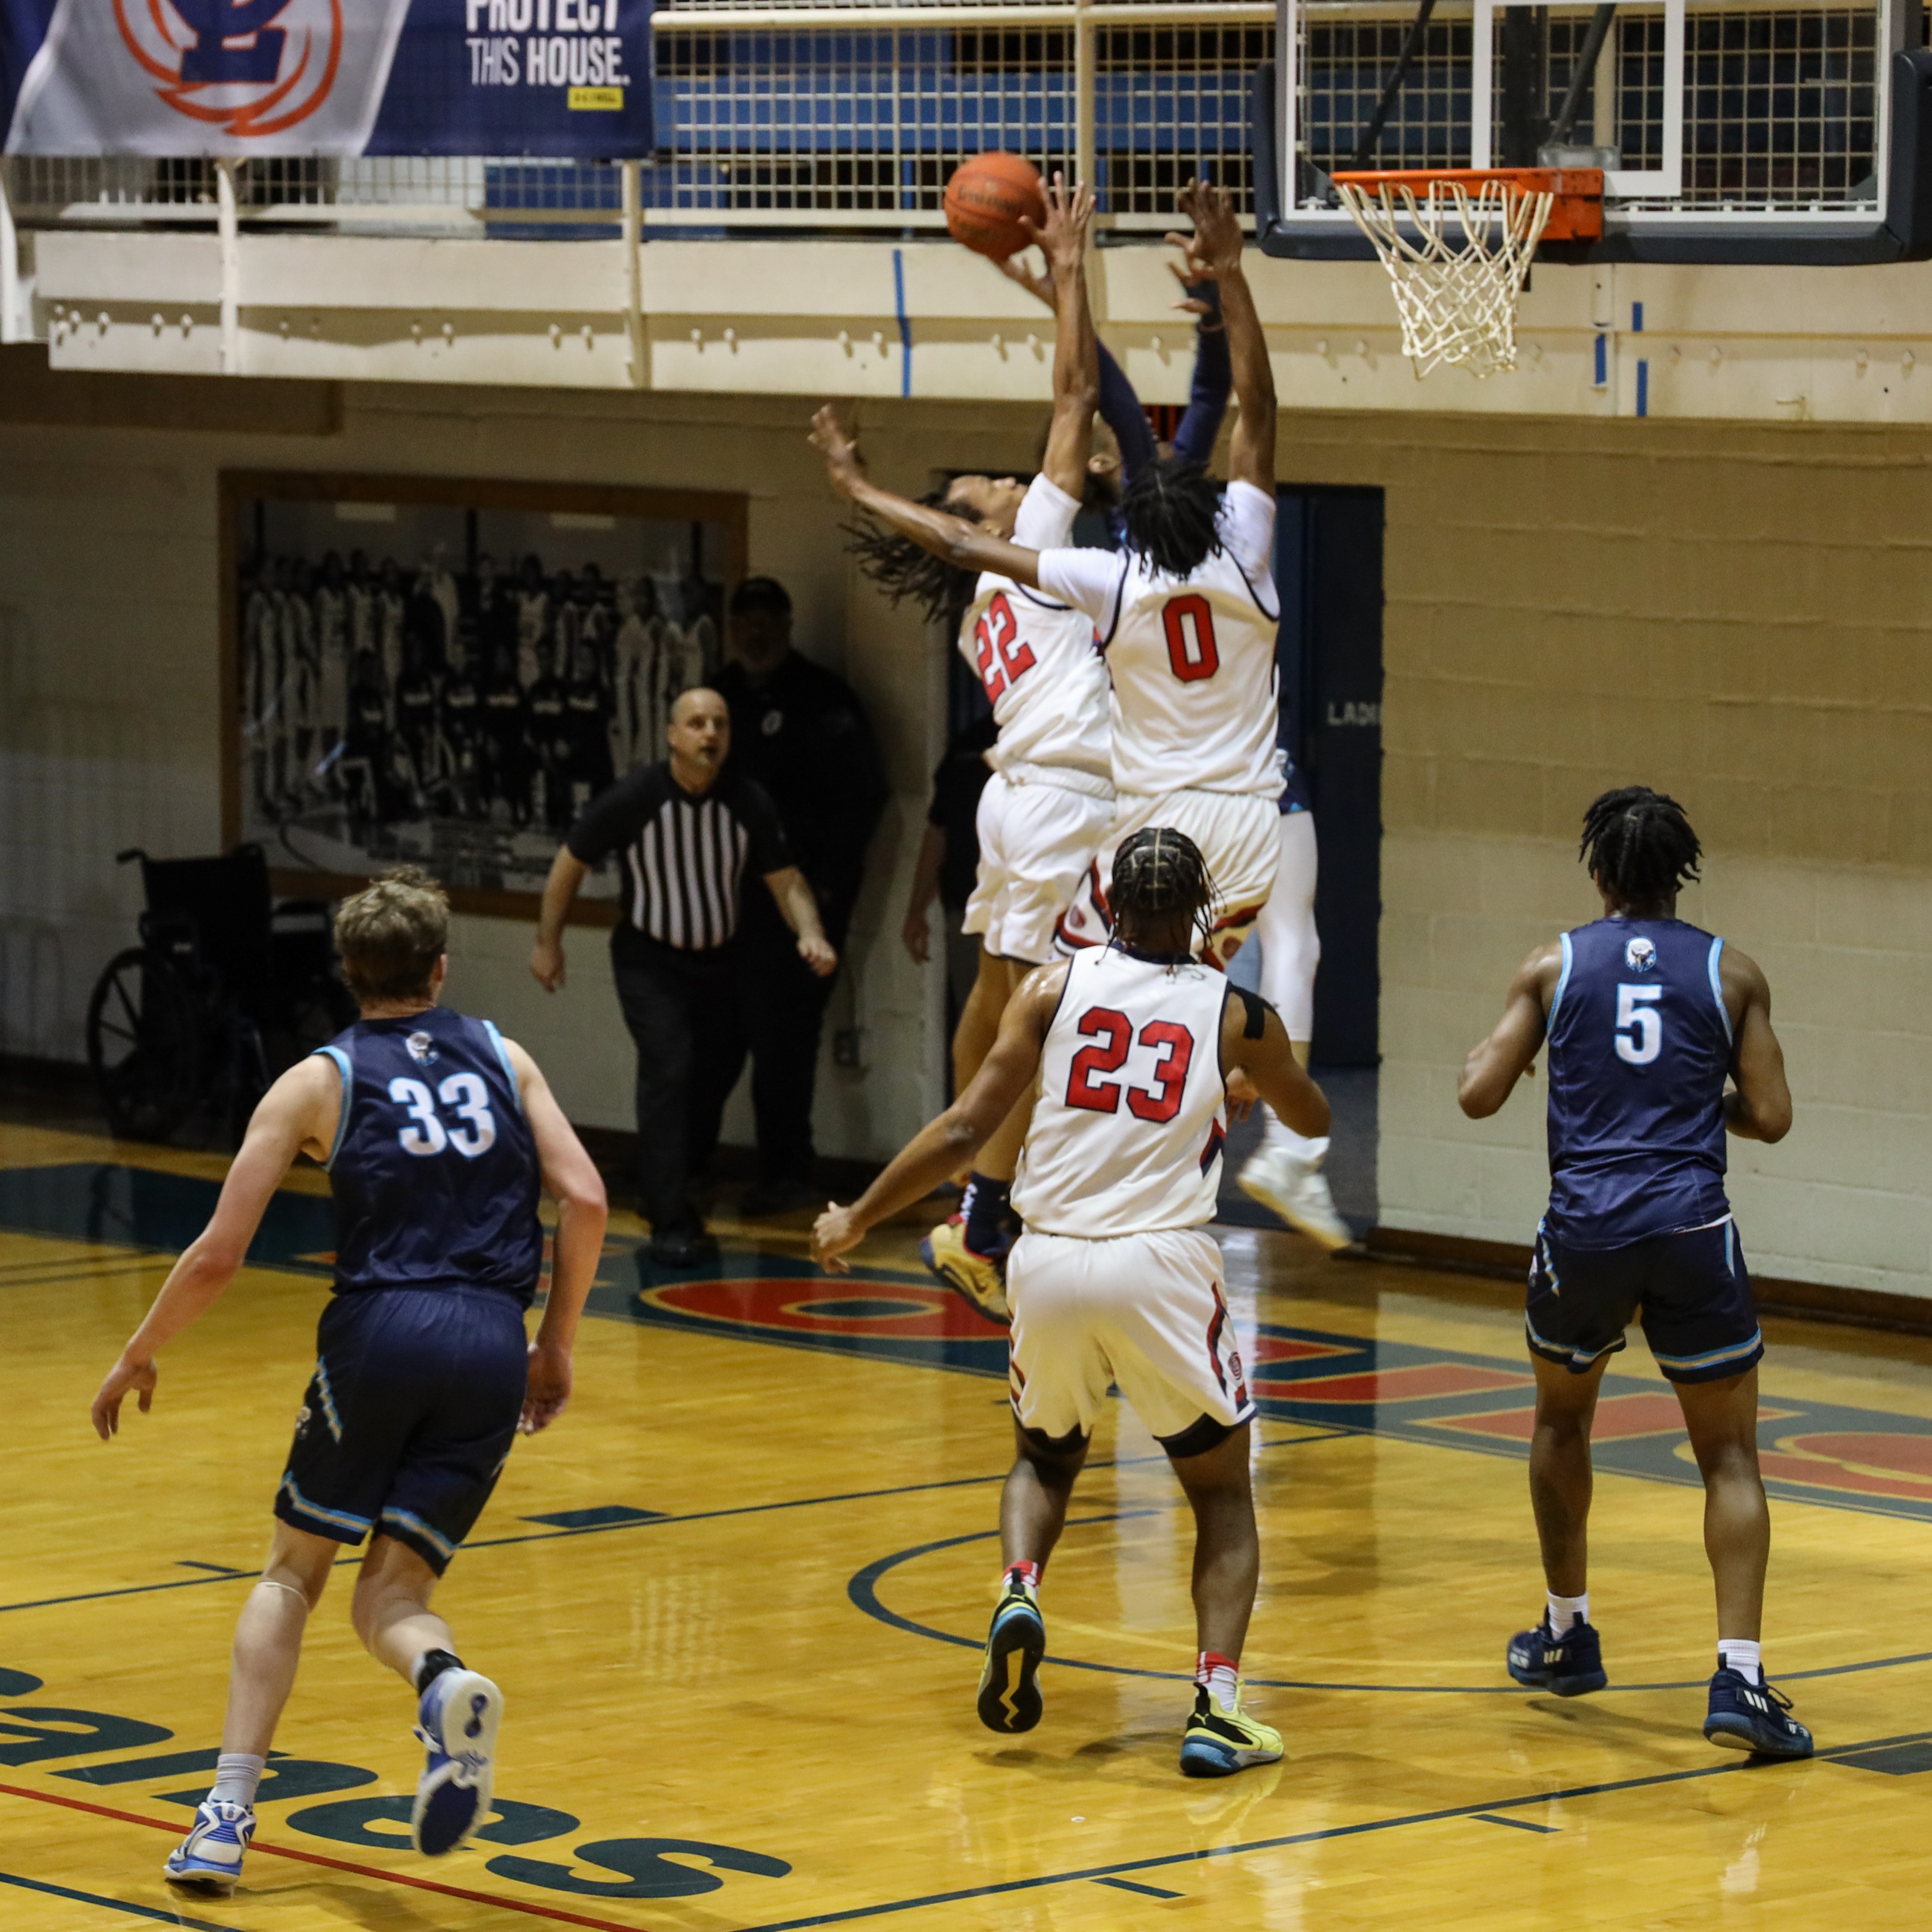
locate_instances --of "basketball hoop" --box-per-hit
[1331,169,1604,379]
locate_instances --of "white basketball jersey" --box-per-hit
[1012,947,1230,1239]
[957,477,1111,784]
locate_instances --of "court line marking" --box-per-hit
[0,1866,247,1930]
[1092,1874,1185,1897]
[849,1523,1932,1695]
[724,1729,1932,1932]
[1471,1813,1559,1834]
[0,1782,658,1932]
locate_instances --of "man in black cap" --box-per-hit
[714,577,889,1215]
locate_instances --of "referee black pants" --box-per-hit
[612,937,744,1235]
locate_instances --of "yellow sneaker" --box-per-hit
[1179,1681,1284,1778]
[920,1216,1011,1324]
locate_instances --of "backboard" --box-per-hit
[1255,0,1932,263]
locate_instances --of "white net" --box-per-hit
[1333,178,1555,379]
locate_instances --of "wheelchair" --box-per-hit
[85,844,358,1145]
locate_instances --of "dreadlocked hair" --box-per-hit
[1579,786,1703,904]
[1110,826,1219,956]
[842,489,978,629]
[1119,455,1224,578]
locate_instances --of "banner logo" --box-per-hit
[111,0,345,137]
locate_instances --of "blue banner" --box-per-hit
[0,0,654,157]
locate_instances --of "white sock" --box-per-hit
[211,1753,266,1808]
[1547,1591,1589,1636]
[1719,1639,1762,1685]
[1260,1109,1329,1164]
[1196,1651,1241,1715]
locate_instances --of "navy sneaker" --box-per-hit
[975,1572,1044,1734]
[411,1667,503,1855]
[1704,1668,1814,1758]
[1506,1614,1609,1696]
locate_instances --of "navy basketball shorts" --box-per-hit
[275,1286,529,1575]
[1525,1218,1764,1385]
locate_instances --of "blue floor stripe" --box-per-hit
[0,1868,245,1930]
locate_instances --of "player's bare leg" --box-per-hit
[1169,1422,1280,1775]
[220,1522,339,1758]
[1672,1367,1770,1640]
[351,1533,458,1684]
[1502,1351,1611,1695]
[978,1422,1087,1735]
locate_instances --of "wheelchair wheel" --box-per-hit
[86,947,203,1142]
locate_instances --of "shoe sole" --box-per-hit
[1235,1173,1353,1253]
[1179,1736,1283,1779]
[163,1864,240,1896]
[1703,1714,1814,1759]
[1507,1662,1608,1697]
[976,1611,1044,1735]
[413,1672,504,1856]
[920,1237,1011,1326]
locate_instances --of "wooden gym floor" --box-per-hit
[5,1118,1932,1930]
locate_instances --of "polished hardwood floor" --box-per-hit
[5,1117,1932,1930]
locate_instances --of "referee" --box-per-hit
[530,687,835,1267]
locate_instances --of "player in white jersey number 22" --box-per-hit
[813,828,1329,1778]
[837,176,1114,1319]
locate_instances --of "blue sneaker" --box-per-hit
[1507,1614,1609,1696]
[163,1798,255,1895]
[411,1668,503,1856]
[976,1573,1044,1734]
[1704,1668,1814,1759]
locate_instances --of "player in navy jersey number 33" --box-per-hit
[1460,787,1812,1760]
[90,867,609,1895]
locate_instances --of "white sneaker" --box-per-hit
[164,1798,255,1894]
[1238,1143,1353,1251]
[412,1668,503,1856]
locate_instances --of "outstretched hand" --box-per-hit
[1022,171,1095,285]
[1164,177,1244,284]
[809,404,865,499]
[994,248,1055,310]
[91,1354,157,1442]
[811,1203,863,1274]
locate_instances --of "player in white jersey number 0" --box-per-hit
[813,829,1329,1776]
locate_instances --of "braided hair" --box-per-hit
[1579,786,1703,904]
[1110,826,1220,956]
[1119,455,1225,578]
[843,490,978,630]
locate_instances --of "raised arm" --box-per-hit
[1459,942,1562,1119]
[503,1038,609,1432]
[811,962,1066,1269]
[810,406,1045,589]
[1034,173,1099,501]
[1720,946,1793,1143]
[91,1056,337,1439]
[1166,180,1273,492]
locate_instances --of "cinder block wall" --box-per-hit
[1278,413,1932,1299]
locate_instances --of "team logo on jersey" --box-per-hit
[406,1031,438,1066]
[112,0,344,140]
[761,712,784,735]
[1625,936,1657,973]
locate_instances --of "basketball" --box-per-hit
[944,152,1047,260]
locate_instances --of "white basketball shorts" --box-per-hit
[1055,788,1281,969]
[1006,1227,1255,1448]
[964,768,1117,965]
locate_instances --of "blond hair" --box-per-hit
[334,866,449,1003]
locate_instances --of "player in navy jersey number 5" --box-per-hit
[91,868,609,1894]
[1460,788,1811,1760]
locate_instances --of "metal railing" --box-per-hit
[0,0,1901,233]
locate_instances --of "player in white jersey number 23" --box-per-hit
[813,827,1329,1778]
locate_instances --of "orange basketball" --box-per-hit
[944,152,1048,261]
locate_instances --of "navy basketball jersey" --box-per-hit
[315,1006,543,1305]
[1543,917,1735,1249]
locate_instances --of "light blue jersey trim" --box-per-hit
[481,1019,523,1113]
[313,1360,343,1443]
[380,1507,457,1562]
[1653,1328,1763,1374]
[279,1474,371,1534]
[1708,936,1734,1045]
[1548,932,1575,1024]
[1525,1309,1621,1367]
[312,1045,354,1169]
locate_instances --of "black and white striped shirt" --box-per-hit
[568,764,790,957]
